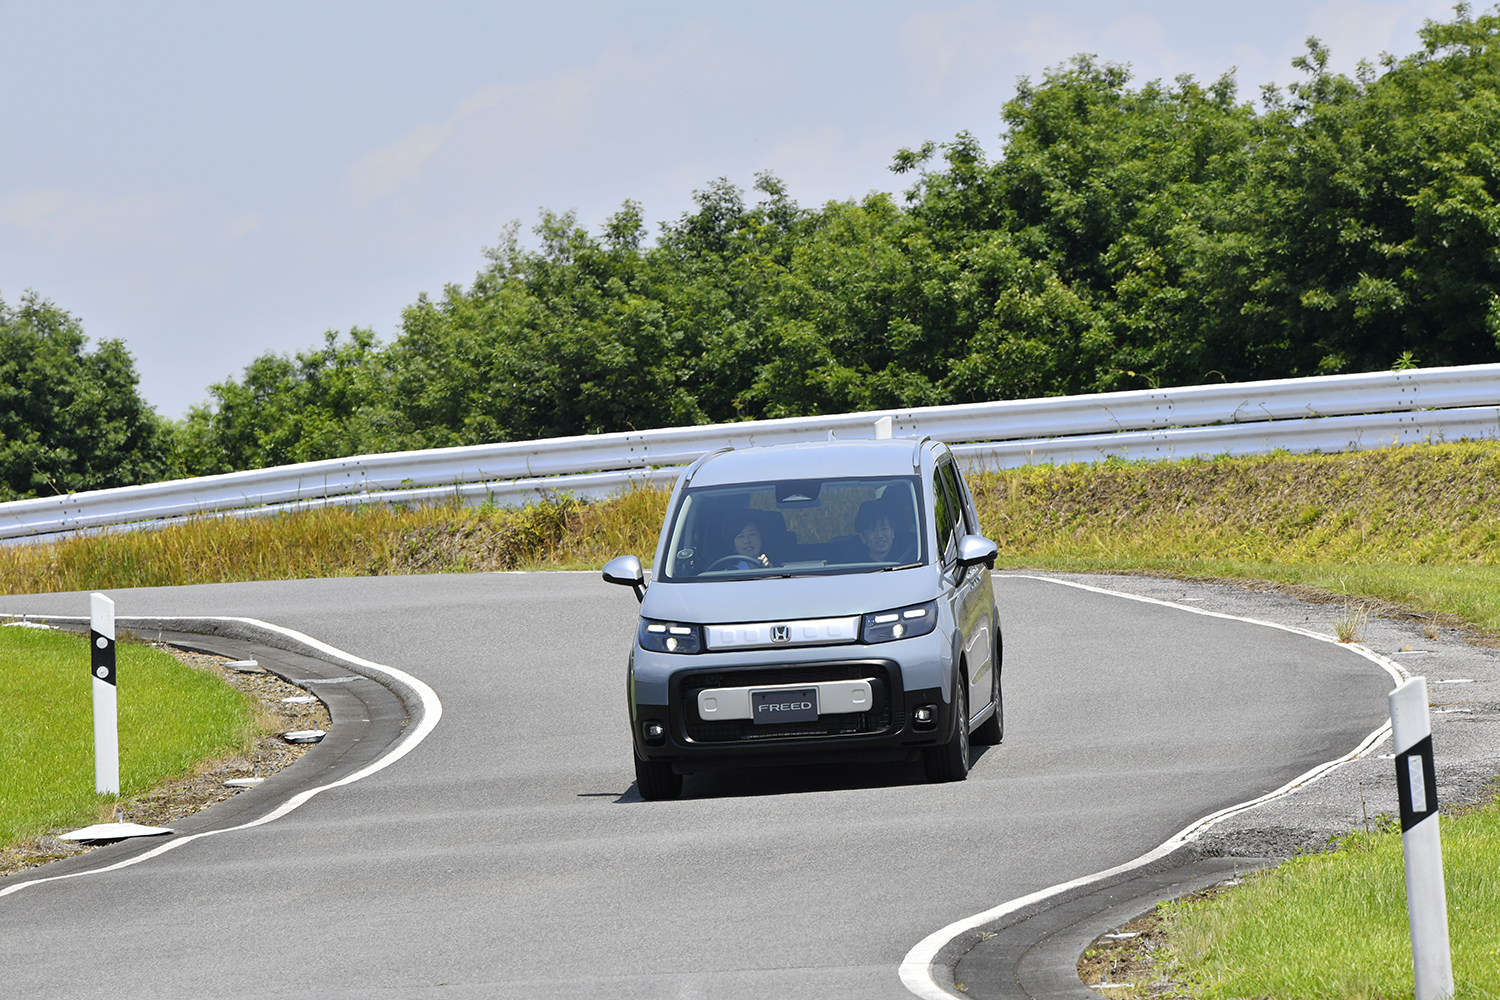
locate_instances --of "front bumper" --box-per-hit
[630,636,954,772]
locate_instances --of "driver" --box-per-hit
[724,517,772,569]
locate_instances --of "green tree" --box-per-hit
[177,6,1500,472]
[1242,10,1500,374]
[177,328,399,475]
[0,292,172,500]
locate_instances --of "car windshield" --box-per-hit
[660,476,926,581]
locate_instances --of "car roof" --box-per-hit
[687,439,932,487]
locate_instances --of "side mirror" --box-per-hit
[956,534,998,570]
[602,554,646,603]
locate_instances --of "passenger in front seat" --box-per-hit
[855,499,917,564]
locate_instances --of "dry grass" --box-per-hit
[3,440,1499,637]
[0,489,669,594]
[965,441,1500,635]
[967,442,1500,565]
[1331,602,1371,643]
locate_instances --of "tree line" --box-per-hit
[4,7,1497,499]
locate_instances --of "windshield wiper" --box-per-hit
[874,561,922,573]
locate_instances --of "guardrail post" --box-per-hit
[90,592,119,795]
[1388,677,1453,1000]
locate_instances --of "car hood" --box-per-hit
[640,566,939,624]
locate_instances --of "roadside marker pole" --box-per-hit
[90,593,119,795]
[1389,677,1453,1000]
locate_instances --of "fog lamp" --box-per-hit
[642,720,667,747]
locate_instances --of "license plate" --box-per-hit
[751,687,819,725]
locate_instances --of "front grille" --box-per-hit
[679,660,902,744]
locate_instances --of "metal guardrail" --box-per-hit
[955,406,1500,468]
[3,364,1498,541]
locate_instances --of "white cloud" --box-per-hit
[1102,13,1168,63]
[901,3,993,97]
[767,125,850,175]
[222,213,261,241]
[900,3,1214,102]
[1012,8,1091,65]
[0,189,176,248]
[1286,0,1455,76]
[901,3,1075,97]
[330,23,764,248]
[341,84,514,204]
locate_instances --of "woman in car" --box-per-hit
[724,516,773,569]
[854,498,916,563]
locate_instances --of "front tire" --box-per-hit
[972,627,1004,746]
[923,678,970,783]
[634,750,683,801]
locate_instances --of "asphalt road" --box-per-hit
[0,572,1394,999]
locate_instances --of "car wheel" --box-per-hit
[634,749,683,801]
[972,628,1003,746]
[923,677,970,783]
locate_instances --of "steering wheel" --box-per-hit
[705,554,760,571]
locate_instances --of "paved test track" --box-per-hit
[0,572,1394,999]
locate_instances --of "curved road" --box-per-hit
[0,573,1393,999]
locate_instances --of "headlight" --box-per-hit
[861,601,937,643]
[638,618,703,654]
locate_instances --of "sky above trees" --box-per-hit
[0,0,1460,417]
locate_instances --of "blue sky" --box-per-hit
[0,0,1460,416]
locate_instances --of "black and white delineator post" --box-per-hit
[1389,677,1453,1000]
[90,592,119,796]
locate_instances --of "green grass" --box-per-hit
[1164,798,1500,999]
[0,625,257,843]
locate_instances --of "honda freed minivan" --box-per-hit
[603,438,1002,800]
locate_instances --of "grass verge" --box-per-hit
[4,441,1495,638]
[0,487,665,592]
[964,441,1500,636]
[1160,795,1500,999]
[0,625,261,845]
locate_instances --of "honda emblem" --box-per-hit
[770,624,790,643]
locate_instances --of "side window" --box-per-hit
[931,469,954,563]
[939,463,970,535]
[932,464,963,564]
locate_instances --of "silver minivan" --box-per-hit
[604,438,1002,800]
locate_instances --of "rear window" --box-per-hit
[660,476,926,582]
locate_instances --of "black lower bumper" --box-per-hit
[631,677,952,770]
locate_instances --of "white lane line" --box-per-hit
[0,616,443,899]
[899,575,1408,1000]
